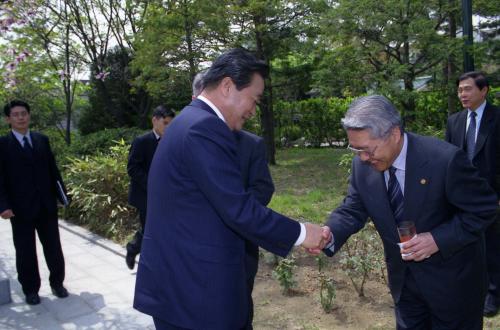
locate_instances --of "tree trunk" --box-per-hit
[253,14,276,164]
[446,0,458,117]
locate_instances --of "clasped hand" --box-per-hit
[301,223,332,254]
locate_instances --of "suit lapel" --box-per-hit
[456,110,467,149]
[189,99,218,117]
[403,134,430,226]
[473,103,494,159]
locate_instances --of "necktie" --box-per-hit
[387,166,404,224]
[466,111,477,160]
[23,136,33,151]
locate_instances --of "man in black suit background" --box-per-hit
[321,95,497,329]
[192,71,274,329]
[125,105,175,269]
[0,100,69,305]
[445,71,500,317]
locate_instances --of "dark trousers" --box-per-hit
[126,208,146,256]
[485,212,500,307]
[395,269,482,330]
[10,207,65,295]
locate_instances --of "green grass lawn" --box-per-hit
[269,148,350,224]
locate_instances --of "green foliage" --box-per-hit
[272,256,297,295]
[275,97,351,147]
[63,140,136,242]
[68,127,145,157]
[319,273,336,313]
[338,221,386,297]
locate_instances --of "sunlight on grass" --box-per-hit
[269,148,349,224]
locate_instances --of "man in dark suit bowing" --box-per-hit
[193,71,274,329]
[134,48,331,330]
[0,100,69,305]
[445,71,500,317]
[320,95,497,329]
[125,105,176,270]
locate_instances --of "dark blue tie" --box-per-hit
[23,136,33,152]
[466,111,477,160]
[387,166,404,224]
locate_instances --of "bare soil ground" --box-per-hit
[252,250,395,330]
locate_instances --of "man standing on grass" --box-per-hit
[193,71,275,329]
[445,71,500,317]
[319,95,497,329]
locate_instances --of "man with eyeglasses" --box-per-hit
[316,95,497,329]
[445,71,500,317]
[0,100,69,305]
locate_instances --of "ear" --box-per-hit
[219,77,233,97]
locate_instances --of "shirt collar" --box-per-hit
[392,133,408,172]
[197,95,226,123]
[152,130,160,140]
[468,100,486,117]
[11,129,31,144]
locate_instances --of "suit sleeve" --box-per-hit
[0,138,11,213]
[444,116,453,143]
[246,138,274,206]
[127,137,148,191]
[324,160,370,256]
[431,148,497,258]
[46,136,69,203]
[183,119,300,257]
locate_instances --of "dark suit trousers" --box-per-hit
[395,269,482,330]
[486,212,500,305]
[10,206,65,295]
[126,208,146,255]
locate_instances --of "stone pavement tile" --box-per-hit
[96,306,154,329]
[0,300,63,330]
[83,264,131,285]
[60,312,118,330]
[106,277,136,301]
[66,253,108,269]
[42,294,94,322]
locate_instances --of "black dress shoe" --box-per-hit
[25,293,40,305]
[484,303,500,317]
[51,286,69,298]
[126,252,136,270]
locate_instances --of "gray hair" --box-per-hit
[192,71,206,97]
[341,95,403,139]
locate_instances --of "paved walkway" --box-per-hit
[0,219,154,330]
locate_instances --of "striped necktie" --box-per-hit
[387,166,404,224]
[466,111,477,160]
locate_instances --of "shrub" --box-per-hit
[69,127,145,157]
[338,221,386,297]
[64,140,136,242]
[319,273,336,313]
[273,256,297,295]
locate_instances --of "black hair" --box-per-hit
[457,71,489,91]
[152,105,175,119]
[203,48,269,91]
[4,100,31,117]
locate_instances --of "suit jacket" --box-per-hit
[326,133,497,304]
[445,102,500,197]
[235,130,275,282]
[134,99,300,329]
[0,131,66,220]
[127,131,159,212]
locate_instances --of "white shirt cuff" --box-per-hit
[294,223,306,246]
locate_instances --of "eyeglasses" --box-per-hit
[9,111,29,118]
[347,144,379,158]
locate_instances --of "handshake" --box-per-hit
[301,223,332,255]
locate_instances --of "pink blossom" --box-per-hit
[95,71,110,81]
[6,62,17,71]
